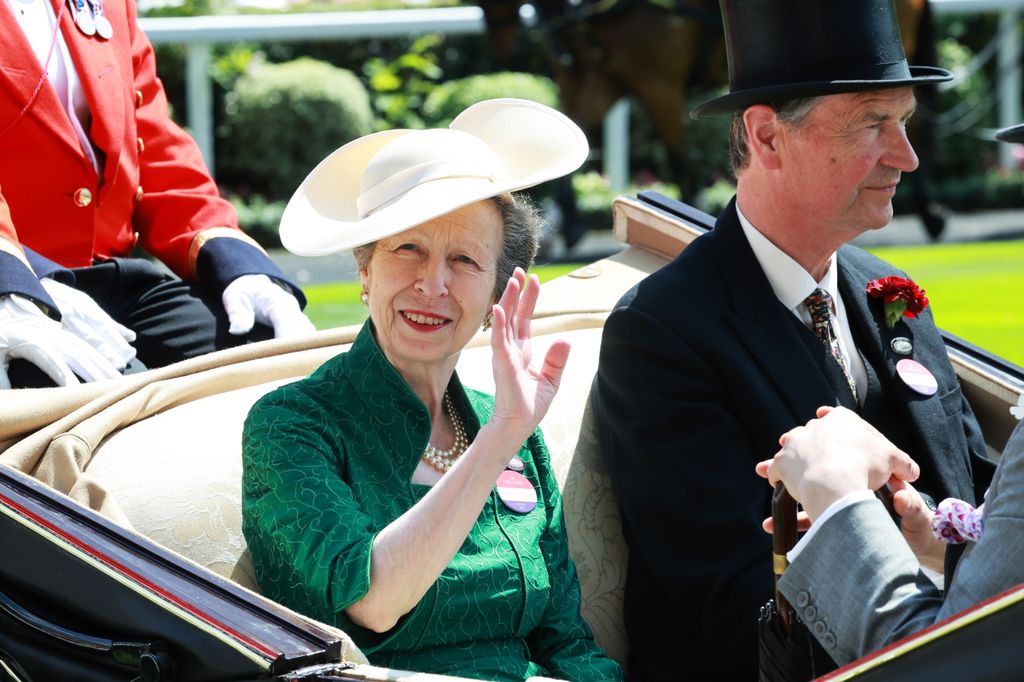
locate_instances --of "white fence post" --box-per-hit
[185,42,214,175]
[999,8,1021,169]
[604,99,630,191]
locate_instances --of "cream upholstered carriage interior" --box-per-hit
[2,195,1021,677]
[0,197,696,672]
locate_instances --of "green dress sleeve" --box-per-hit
[241,385,378,626]
[523,430,625,682]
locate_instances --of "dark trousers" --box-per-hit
[9,258,273,387]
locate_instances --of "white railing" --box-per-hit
[139,1,1023,182]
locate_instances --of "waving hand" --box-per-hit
[488,268,571,443]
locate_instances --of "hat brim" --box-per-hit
[280,98,589,257]
[690,66,952,119]
[995,123,1024,143]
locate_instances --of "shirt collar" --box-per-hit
[736,202,839,310]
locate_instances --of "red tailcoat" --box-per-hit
[0,0,259,287]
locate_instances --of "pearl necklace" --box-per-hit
[422,392,469,473]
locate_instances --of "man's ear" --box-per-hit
[744,105,783,171]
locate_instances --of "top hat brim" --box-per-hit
[279,99,588,257]
[995,123,1024,143]
[690,65,952,119]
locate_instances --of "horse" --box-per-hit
[477,0,948,239]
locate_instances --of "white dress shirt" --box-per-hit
[736,202,868,401]
[7,0,101,174]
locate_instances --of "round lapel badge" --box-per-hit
[496,470,537,514]
[93,14,113,40]
[506,455,525,472]
[896,358,938,396]
[74,9,96,36]
[890,337,913,356]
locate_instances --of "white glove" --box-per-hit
[221,274,315,339]
[0,294,123,389]
[40,278,137,371]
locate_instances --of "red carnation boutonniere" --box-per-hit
[866,276,930,329]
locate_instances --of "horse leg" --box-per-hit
[631,80,691,196]
[543,24,624,251]
[897,0,947,239]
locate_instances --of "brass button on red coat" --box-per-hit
[132,231,140,247]
[136,137,145,154]
[135,186,144,204]
[73,188,93,207]
[135,89,143,108]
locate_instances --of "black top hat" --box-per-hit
[995,124,1024,143]
[691,0,952,119]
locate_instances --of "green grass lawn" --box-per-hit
[304,244,1023,366]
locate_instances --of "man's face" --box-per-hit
[778,88,919,239]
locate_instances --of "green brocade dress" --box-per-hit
[241,323,623,682]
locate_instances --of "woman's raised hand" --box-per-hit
[488,268,571,442]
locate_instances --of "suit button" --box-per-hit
[135,186,144,204]
[795,591,810,608]
[813,620,828,637]
[135,89,143,108]
[822,632,837,649]
[73,188,92,207]
[803,605,817,621]
[132,231,140,247]
[136,137,145,154]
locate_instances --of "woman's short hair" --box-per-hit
[352,193,543,303]
[728,96,820,175]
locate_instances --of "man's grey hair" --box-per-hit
[352,193,542,303]
[728,96,821,175]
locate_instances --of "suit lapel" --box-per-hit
[714,200,840,422]
[53,0,124,192]
[836,249,894,374]
[838,248,972,499]
[0,0,81,155]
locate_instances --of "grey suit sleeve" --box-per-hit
[778,499,943,665]
[779,421,1024,666]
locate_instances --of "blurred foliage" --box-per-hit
[230,194,287,248]
[928,36,996,178]
[572,170,680,229]
[143,1,1024,246]
[363,34,445,130]
[422,72,559,126]
[217,57,373,200]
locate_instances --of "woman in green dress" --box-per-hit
[241,99,623,682]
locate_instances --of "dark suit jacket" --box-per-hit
[592,198,994,681]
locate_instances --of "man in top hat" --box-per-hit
[592,0,995,678]
[0,0,313,389]
[755,123,1024,668]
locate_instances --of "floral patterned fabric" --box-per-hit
[241,322,622,682]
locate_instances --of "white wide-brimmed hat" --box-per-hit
[279,98,589,256]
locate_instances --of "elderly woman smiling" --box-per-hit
[241,99,623,681]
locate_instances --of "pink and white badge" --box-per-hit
[896,358,938,396]
[496,470,537,514]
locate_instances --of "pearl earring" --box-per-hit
[360,289,369,305]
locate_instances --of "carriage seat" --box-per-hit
[79,313,630,668]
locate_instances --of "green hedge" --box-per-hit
[217,57,373,201]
